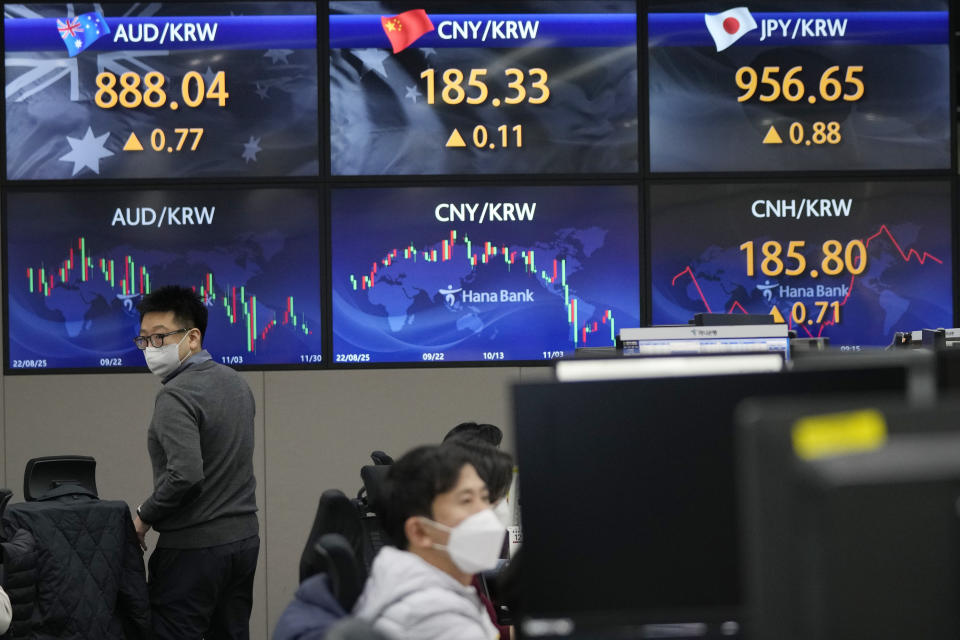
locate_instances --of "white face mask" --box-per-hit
[143,332,189,378]
[421,508,506,574]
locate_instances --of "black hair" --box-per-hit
[382,444,476,550]
[442,438,513,503]
[442,422,503,447]
[137,285,208,344]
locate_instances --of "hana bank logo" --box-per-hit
[56,12,110,57]
[381,9,434,53]
[756,280,779,303]
[438,284,463,310]
[704,7,757,52]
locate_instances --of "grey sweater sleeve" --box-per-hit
[139,388,204,524]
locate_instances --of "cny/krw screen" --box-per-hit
[329,1,638,175]
[5,188,323,371]
[648,0,951,172]
[331,185,641,364]
[5,2,319,179]
[649,180,953,348]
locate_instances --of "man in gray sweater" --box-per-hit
[133,285,259,640]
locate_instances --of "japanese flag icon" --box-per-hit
[704,7,757,51]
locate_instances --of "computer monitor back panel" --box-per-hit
[800,440,960,640]
[513,366,909,632]
[936,349,960,393]
[736,397,960,640]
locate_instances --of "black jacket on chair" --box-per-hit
[0,527,37,639]
[1,486,151,639]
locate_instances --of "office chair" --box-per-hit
[312,533,364,612]
[23,456,97,501]
[4,456,150,638]
[354,451,392,507]
[356,465,393,567]
[0,489,13,518]
[369,451,393,466]
[299,489,364,584]
[358,466,390,516]
[301,456,395,587]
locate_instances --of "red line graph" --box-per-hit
[795,271,860,338]
[671,225,943,336]
[671,266,713,313]
[865,225,943,264]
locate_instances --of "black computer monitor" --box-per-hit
[801,433,960,640]
[736,396,960,640]
[788,348,937,404]
[935,347,960,393]
[512,365,912,638]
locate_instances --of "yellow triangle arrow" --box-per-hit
[123,132,144,151]
[769,305,786,323]
[762,125,783,145]
[445,129,466,148]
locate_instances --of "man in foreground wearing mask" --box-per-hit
[353,443,506,639]
[133,285,260,640]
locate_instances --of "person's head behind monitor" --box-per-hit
[383,444,497,585]
[442,437,513,505]
[442,422,503,448]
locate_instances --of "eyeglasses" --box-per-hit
[133,328,190,350]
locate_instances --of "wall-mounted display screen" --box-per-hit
[649,180,953,349]
[329,1,638,176]
[331,184,641,364]
[5,188,323,371]
[5,2,319,180]
[648,1,951,172]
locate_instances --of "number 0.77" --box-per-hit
[150,128,204,151]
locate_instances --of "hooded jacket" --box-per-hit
[352,546,499,640]
[273,574,346,640]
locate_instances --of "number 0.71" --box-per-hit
[792,300,841,325]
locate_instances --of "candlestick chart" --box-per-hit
[5,188,322,370]
[330,185,641,363]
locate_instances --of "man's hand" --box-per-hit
[133,515,151,552]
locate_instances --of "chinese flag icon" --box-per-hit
[381,9,434,53]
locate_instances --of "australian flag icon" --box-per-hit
[57,12,110,57]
